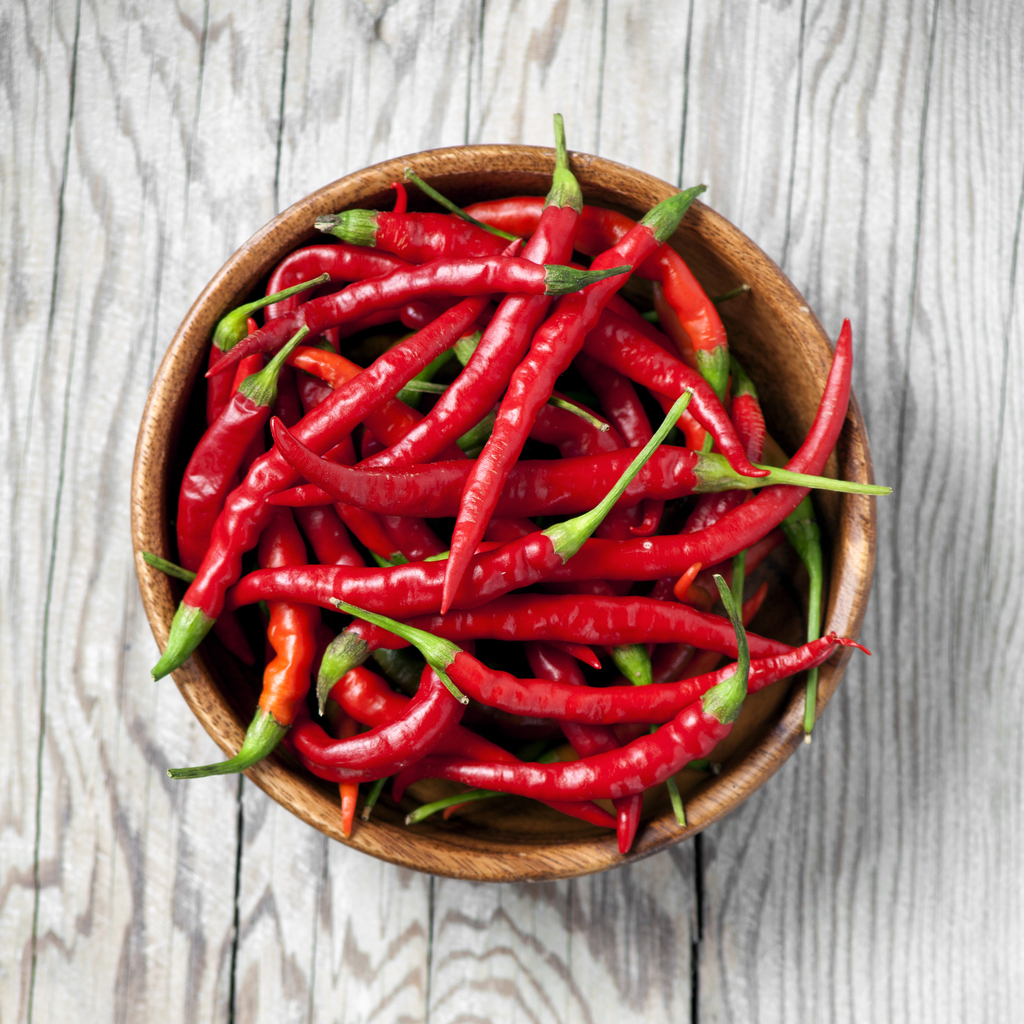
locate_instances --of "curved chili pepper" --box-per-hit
[153,296,492,679]
[177,326,310,573]
[466,197,731,398]
[442,187,715,612]
[169,507,320,779]
[288,666,466,784]
[357,115,584,472]
[269,433,884,520]
[331,666,614,829]
[323,698,360,838]
[390,577,752,802]
[340,594,791,660]
[336,597,857,725]
[209,256,627,379]
[526,643,643,853]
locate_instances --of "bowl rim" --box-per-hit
[131,143,876,882]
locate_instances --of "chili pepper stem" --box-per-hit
[333,601,468,704]
[545,391,692,562]
[237,325,310,406]
[402,169,518,240]
[666,777,686,826]
[701,576,751,725]
[692,453,891,496]
[406,788,500,825]
[361,776,389,820]
[543,263,632,295]
[152,604,215,679]
[643,185,706,244]
[545,113,583,213]
[317,632,371,715]
[142,551,197,583]
[213,274,328,352]
[167,709,286,779]
[612,645,653,688]
[696,346,730,406]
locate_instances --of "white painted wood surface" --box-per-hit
[2,1,1021,1020]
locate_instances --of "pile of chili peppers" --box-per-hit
[150,116,885,854]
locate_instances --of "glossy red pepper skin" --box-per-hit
[343,210,511,262]
[580,311,753,462]
[210,255,602,378]
[288,666,465,783]
[295,505,364,568]
[272,440,731,519]
[410,635,853,725]
[466,197,729,379]
[541,320,854,584]
[331,667,615,829]
[442,203,717,612]
[359,203,579,471]
[153,299,491,681]
[264,243,411,320]
[343,594,791,660]
[526,643,642,853]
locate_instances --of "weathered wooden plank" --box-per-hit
[697,1,1024,1021]
[14,0,296,1019]
[0,1,80,1019]
[469,0,608,152]
[276,0,484,209]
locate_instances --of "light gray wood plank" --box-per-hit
[276,0,484,210]
[0,1,80,1019]
[11,0,294,1020]
[469,0,608,152]
[697,1,1024,1021]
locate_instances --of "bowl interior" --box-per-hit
[132,145,876,881]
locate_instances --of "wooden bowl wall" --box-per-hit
[131,145,876,882]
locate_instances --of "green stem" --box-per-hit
[710,283,750,304]
[212,273,328,353]
[168,709,286,779]
[317,631,371,715]
[543,264,632,296]
[237,325,310,406]
[333,601,467,704]
[404,169,518,240]
[545,113,583,213]
[360,776,389,821]
[693,453,892,496]
[701,576,750,725]
[142,551,196,583]
[406,789,501,824]
[783,495,825,738]
[547,395,610,431]
[152,604,215,680]
[665,777,686,827]
[544,391,692,561]
[731,548,746,613]
[612,645,653,688]
[641,185,706,245]
[396,347,457,408]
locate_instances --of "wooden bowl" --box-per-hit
[131,145,876,882]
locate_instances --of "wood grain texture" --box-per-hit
[4,0,1024,1021]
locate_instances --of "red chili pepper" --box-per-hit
[323,697,360,838]
[209,256,626,379]
[336,600,855,728]
[294,504,364,568]
[526,643,643,854]
[177,326,310,573]
[330,666,614,829]
[264,244,412,321]
[152,297,494,679]
[317,208,510,262]
[270,430,881,520]
[442,187,713,612]
[465,197,731,398]
[389,577,756,802]
[287,666,467,783]
[337,594,792,660]
[356,115,585,473]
